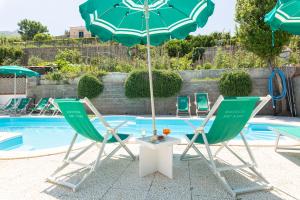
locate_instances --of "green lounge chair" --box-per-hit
[47,97,135,192]
[271,126,300,152]
[0,98,19,112]
[29,97,50,115]
[9,98,32,114]
[176,96,191,117]
[194,93,210,116]
[181,95,272,197]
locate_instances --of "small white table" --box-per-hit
[137,136,180,179]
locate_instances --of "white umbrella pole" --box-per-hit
[145,0,157,136]
[14,73,17,115]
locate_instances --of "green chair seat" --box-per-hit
[57,100,129,143]
[186,97,260,144]
[178,96,189,111]
[196,93,209,111]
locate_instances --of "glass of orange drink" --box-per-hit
[163,128,171,137]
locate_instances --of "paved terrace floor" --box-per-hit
[0,144,299,200]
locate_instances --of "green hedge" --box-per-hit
[218,71,252,96]
[78,74,104,99]
[125,70,183,98]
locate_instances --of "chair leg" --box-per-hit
[47,134,101,192]
[274,133,281,152]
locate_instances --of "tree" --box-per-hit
[33,33,52,42]
[18,19,48,41]
[235,0,290,67]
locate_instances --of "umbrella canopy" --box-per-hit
[80,0,214,46]
[79,0,214,136]
[265,0,300,35]
[0,66,40,77]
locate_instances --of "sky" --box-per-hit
[0,0,236,36]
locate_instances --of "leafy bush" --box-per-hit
[214,48,232,68]
[165,39,192,57]
[45,71,64,81]
[0,46,23,65]
[28,56,44,66]
[55,49,81,64]
[125,70,183,98]
[197,62,214,70]
[78,74,104,99]
[218,71,252,96]
[169,57,192,70]
[33,33,52,42]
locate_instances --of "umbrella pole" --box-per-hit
[145,0,157,136]
[14,73,17,115]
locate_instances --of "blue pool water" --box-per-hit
[0,116,286,151]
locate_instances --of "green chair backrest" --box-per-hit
[196,93,209,111]
[178,96,189,111]
[205,97,259,144]
[56,100,104,142]
[35,98,50,110]
[5,98,18,110]
[17,98,31,110]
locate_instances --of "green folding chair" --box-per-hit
[176,96,191,117]
[9,98,32,114]
[0,98,19,112]
[271,126,300,152]
[47,97,135,192]
[29,97,50,115]
[194,93,210,116]
[181,95,272,197]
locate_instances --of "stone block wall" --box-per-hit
[27,69,292,115]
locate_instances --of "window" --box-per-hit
[79,31,84,38]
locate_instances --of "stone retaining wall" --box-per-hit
[27,69,294,116]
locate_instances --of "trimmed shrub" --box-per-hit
[78,74,104,99]
[125,70,183,98]
[219,71,252,96]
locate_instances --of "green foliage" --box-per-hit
[192,47,205,63]
[236,0,290,63]
[165,39,192,57]
[33,33,52,42]
[188,32,235,48]
[28,56,44,66]
[45,71,64,81]
[18,19,48,41]
[78,74,104,99]
[0,46,23,65]
[214,48,232,68]
[125,70,183,98]
[170,57,192,70]
[55,49,81,64]
[219,71,252,96]
[197,62,214,70]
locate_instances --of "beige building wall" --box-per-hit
[69,26,92,38]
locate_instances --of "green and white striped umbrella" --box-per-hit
[265,0,300,35]
[79,0,214,135]
[80,0,214,46]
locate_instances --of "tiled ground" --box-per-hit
[0,144,299,200]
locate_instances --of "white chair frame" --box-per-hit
[47,97,135,192]
[181,95,272,197]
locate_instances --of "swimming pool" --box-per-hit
[0,116,291,153]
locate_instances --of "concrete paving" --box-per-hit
[0,144,299,200]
